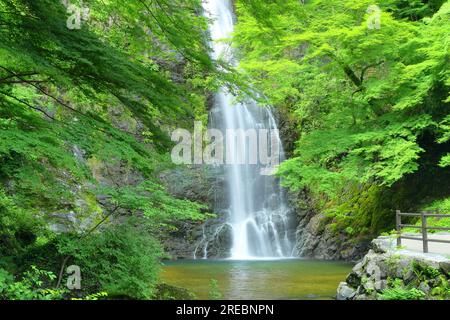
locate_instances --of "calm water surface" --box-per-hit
[162,259,352,300]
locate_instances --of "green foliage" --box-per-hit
[0,187,42,267]
[0,0,448,301]
[430,279,450,299]
[423,198,450,213]
[0,0,218,147]
[233,0,450,240]
[100,180,208,227]
[0,1,213,301]
[402,198,450,233]
[386,0,447,20]
[315,173,446,239]
[0,266,110,300]
[413,261,442,279]
[71,292,108,301]
[0,266,65,300]
[208,279,222,300]
[379,277,426,300]
[385,255,402,274]
[57,219,164,299]
[379,286,426,300]
[380,264,450,300]
[234,0,449,193]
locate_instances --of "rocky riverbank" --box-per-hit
[337,236,450,300]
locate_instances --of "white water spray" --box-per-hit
[203,0,294,259]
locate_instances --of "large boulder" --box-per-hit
[336,282,356,300]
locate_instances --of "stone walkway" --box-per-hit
[375,233,450,261]
[400,233,450,256]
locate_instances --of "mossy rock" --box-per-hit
[439,262,450,277]
[346,272,361,288]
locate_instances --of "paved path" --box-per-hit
[401,233,450,256]
[375,234,450,262]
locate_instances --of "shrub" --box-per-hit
[0,266,65,300]
[0,188,41,268]
[57,218,164,299]
[379,287,426,300]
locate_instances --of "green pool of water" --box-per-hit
[162,259,352,300]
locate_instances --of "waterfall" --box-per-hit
[203,0,294,259]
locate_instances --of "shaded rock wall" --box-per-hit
[159,165,232,259]
[289,191,370,262]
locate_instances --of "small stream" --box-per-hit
[162,259,352,300]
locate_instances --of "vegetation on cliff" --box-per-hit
[233,0,450,243]
[0,0,219,299]
[0,0,449,301]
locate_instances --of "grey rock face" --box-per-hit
[159,165,231,259]
[336,282,356,300]
[291,191,370,262]
[193,218,233,259]
[160,165,224,209]
[418,282,430,294]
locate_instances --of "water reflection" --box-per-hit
[162,259,352,300]
[228,262,254,299]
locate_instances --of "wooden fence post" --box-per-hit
[421,211,428,253]
[396,210,401,247]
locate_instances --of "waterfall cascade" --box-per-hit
[203,0,294,259]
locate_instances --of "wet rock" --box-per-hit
[336,282,356,300]
[191,219,233,259]
[366,255,382,281]
[159,165,227,259]
[160,165,224,208]
[292,191,370,261]
[162,213,233,260]
[353,260,365,276]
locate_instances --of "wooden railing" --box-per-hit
[396,210,450,253]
